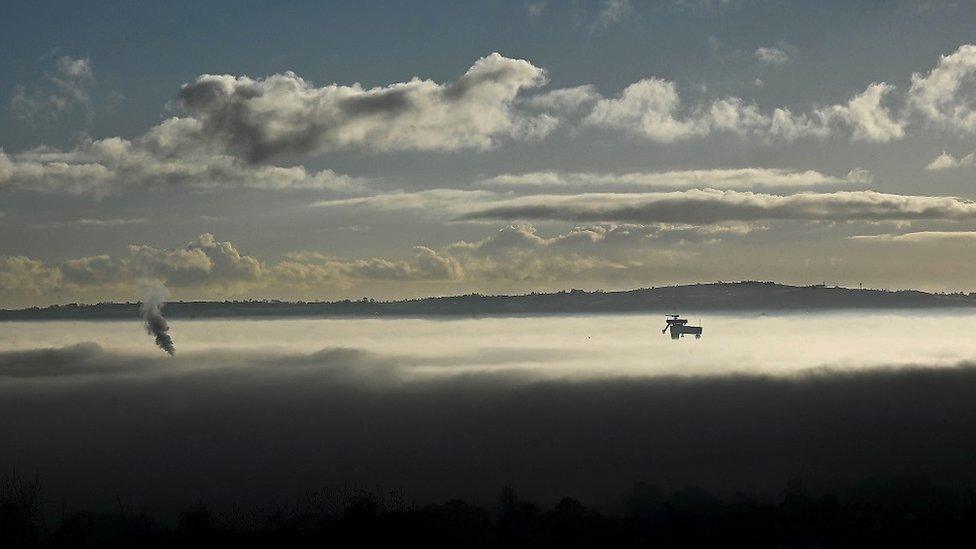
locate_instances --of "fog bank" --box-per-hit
[2,340,976,518]
[5,312,976,378]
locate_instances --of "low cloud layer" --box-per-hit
[0,137,363,195]
[324,187,976,226]
[0,224,772,306]
[0,229,633,301]
[850,230,976,243]
[0,342,153,377]
[3,342,976,512]
[7,218,976,306]
[457,189,976,224]
[481,167,871,190]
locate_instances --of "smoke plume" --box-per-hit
[139,282,175,355]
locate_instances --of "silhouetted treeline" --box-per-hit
[5,474,976,547]
[4,281,976,320]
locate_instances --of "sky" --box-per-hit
[3,0,976,306]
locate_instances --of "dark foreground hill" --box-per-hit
[3,281,975,320]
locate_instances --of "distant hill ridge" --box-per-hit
[3,282,975,320]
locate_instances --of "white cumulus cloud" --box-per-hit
[926,150,976,170]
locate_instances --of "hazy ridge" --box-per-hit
[2,281,975,320]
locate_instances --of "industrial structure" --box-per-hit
[663,314,703,339]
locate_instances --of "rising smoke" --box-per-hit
[139,282,175,355]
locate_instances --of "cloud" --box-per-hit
[583,78,904,143]
[0,342,154,377]
[523,85,601,113]
[57,233,262,287]
[0,342,403,382]
[926,150,976,170]
[1,53,557,195]
[274,245,464,285]
[444,225,636,281]
[313,189,501,216]
[7,45,976,198]
[850,230,976,243]
[909,44,976,132]
[50,56,94,101]
[0,223,752,303]
[0,256,61,294]
[457,189,976,224]
[591,0,633,31]
[33,217,151,229]
[816,83,906,142]
[76,217,149,227]
[754,46,790,66]
[575,40,976,145]
[276,223,704,287]
[525,1,546,16]
[174,52,553,162]
[9,55,95,124]
[675,0,755,12]
[5,53,543,167]
[0,138,363,195]
[584,78,708,142]
[7,216,976,305]
[482,167,872,190]
[317,185,976,228]
[439,222,766,282]
[2,233,468,300]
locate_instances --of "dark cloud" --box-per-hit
[0,53,552,195]
[174,52,552,163]
[2,343,976,516]
[0,342,149,377]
